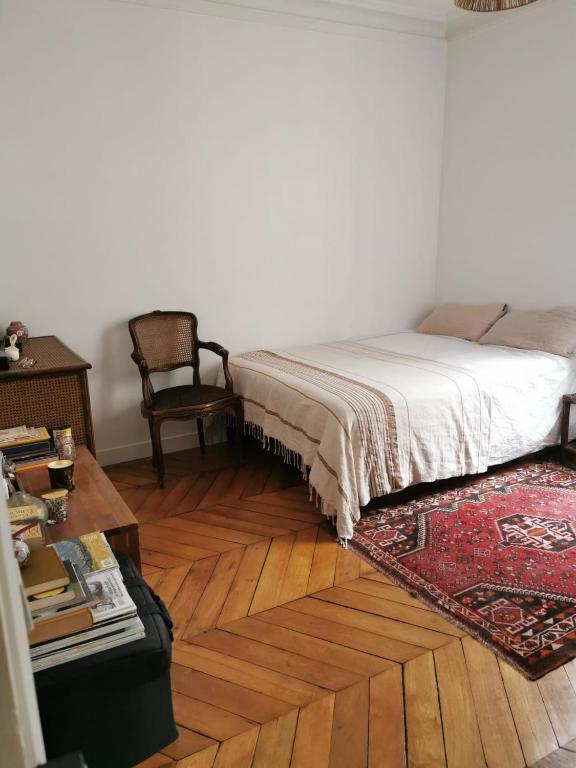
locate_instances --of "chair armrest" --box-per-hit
[563,394,576,405]
[130,353,154,407]
[131,351,148,370]
[198,340,233,391]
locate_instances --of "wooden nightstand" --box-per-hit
[0,336,95,454]
[561,394,576,469]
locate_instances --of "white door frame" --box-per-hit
[0,491,46,768]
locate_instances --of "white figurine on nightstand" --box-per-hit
[4,334,20,362]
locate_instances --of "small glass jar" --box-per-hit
[7,490,49,528]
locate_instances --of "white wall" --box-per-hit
[0,0,446,464]
[437,0,576,308]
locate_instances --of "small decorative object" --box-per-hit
[13,536,31,568]
[52,426,76,461]
[7,491,49,527]
[6,320,28,341]
[4,334,20,362]
[48,459,75,491]
[454,0,537,10]
[10,521,44,549]
[17,356,36,369]
[41,488,69,524]
[3,335,22,352]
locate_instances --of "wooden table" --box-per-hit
[0,335,95,454]
[17,447,140,571]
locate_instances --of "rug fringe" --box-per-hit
[348,540,550,681]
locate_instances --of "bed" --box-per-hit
[227,332,576,541]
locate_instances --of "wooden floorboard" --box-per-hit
[105,444,575,768]
[463,637,525,768]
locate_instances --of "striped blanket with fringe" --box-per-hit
[228,333,497,541]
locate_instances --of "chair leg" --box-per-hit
[231,401,244,444]
[226,412,235,445]
[148,417,157,468]
[151,419,165,488]
[197,418,206,455]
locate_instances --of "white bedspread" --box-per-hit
[229,333,576,540]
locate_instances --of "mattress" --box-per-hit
[228,332,576,540]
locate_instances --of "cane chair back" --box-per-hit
[129,311,200,378]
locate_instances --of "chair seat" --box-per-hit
[147,384,239,414]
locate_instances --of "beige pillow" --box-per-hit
[479,308,576,357]
[417,303,507,342]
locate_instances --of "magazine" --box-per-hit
[30,615,142,658]
[85,567,136,623]
[31,619,145,672]
[53,531,118,574]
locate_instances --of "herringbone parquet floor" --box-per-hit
[105,441,576,768]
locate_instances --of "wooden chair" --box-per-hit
[128,310,243,487]
[561,393,576,470]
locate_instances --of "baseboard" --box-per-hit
[97,431,200,466]
[97,417,231,467]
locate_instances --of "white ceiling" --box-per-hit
[112,0,549,39]
[320,0,551,36]
[317,0,453,20]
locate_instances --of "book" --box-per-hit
[0,426,50,448]
[0,426,30,443]
[14,451,59,470]
[53,531,118,574]
[30,614,141,658]
[30,561,93,616]
[28,584,75,611]
[28,606,93,646]
[3,441,53,459]
[31,618,145,672]
[21,547,70,597]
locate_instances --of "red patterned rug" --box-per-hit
[350,457,576,679]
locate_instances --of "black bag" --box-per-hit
[35,558,178,768]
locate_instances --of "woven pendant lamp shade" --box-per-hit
[455,0,537,10]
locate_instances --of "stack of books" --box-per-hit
[25,532,145,672]
[0,426,58,470]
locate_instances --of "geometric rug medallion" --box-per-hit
[351,458,576,680]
